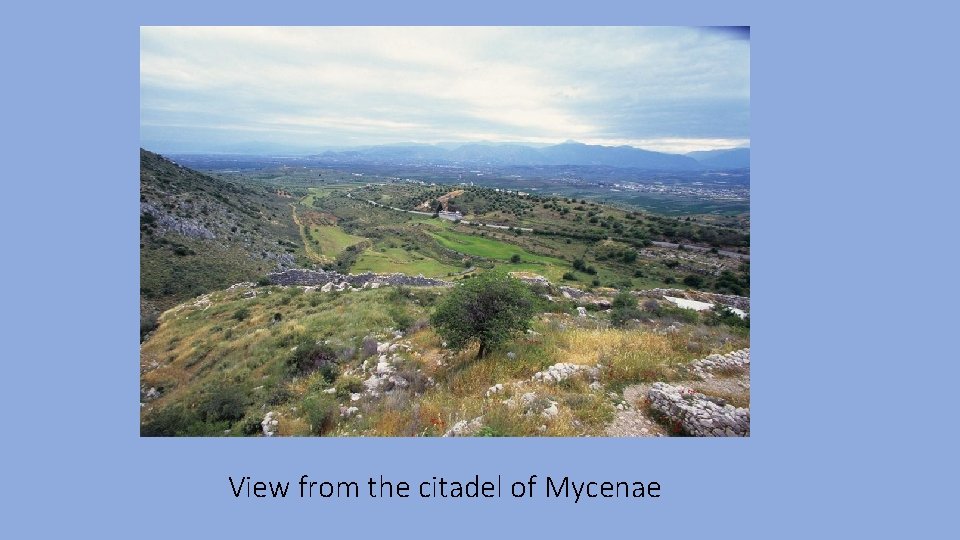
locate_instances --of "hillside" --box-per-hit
[140,277,749,437]
[139,149,303,337]
[140,151,749,437]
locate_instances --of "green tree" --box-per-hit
[430,272,536,359]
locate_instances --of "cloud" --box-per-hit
[140,27,749,153]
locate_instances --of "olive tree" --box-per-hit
[430,272,536,359]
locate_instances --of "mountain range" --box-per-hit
[311,141,749,170]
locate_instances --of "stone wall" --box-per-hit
[267,269,450,288]
[647,382,750,437]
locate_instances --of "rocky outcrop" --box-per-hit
[686,349,750,379]
[637,288,750,312]
[140,201,216,240]
[531,363,598,384]
[646,382,749,437]
[443,416,484,437]
[261,411,279,437]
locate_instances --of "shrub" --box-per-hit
[510,254,521,263]
[141,405,199,437]
[705,305,750,329]
[140,311,159,341]
[335,375,365,398]
[683,275,705,288]
[233,307,250,321]
[197,382,250,423]
[287,339,338,378]
[610,291,642,327]
[612,291,637,310]
[562,272,577,281]
[267,385,292,406]
[302,394,339,435]
[360,335,378,358]
[387,305,414,331]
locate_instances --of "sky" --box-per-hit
[140,27,749,155]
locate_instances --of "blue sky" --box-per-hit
[140,27,749,154]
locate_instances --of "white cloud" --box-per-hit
[141,26,749,153]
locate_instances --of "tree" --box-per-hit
[430,272,536,359]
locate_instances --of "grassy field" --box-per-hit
[428,228,563,264]
[309,225,366,257]
[352,246,463,277]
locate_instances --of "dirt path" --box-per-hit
[290,203,328,263]
[604,359,750,437]
[604,383,667,437]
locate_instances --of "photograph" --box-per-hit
[139,26,751,437]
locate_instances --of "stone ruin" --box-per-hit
[267,268,450,288]
[646,382,749,437]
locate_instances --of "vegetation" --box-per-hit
[431,273,537,358]
[139,151,750,437]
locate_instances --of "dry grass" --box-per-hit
[142,282,748,437]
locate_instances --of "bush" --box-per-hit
[141,405,199,436]
[335,375,365,398]
[287,339,338,378]
[267,385,292,406]
[683,275,705,288]
[510,254,521,263]
[612,291,637,310]
[387,305,414,331]
[360,335,378,358]
[197,381,250,423]
[233,307,250,321]
[562,272,577,281]
[705,305,750,329]
[431,272,536,359]
[302,394,339,435]
[610,291,642,327]
[140,311,159,341]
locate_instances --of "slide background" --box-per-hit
[3,1,955,537]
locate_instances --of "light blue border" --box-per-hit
[5,1,954,537]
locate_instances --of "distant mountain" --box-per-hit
[537,142,700,169]
[687,148,750,169]
[313,141,723,170]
